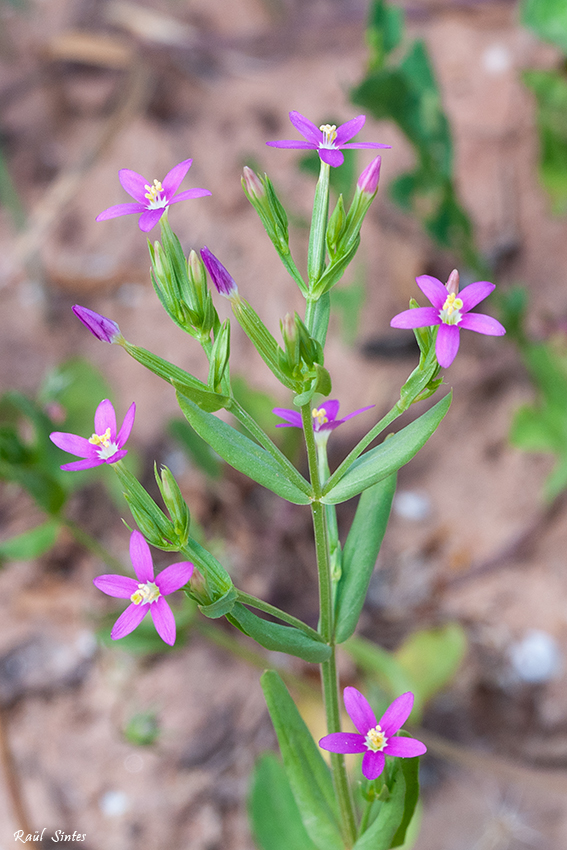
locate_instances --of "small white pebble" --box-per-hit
[509,629,562,684]
[393,490,431,522]
[99,790,130,817]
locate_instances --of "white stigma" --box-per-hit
[364,724,388,752]
[130,581,161,605]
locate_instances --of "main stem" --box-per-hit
[302,405,357,847]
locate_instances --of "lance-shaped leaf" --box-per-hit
[321,393,451,504]
[176,393,312,504]
[228,604,330,663]
[334,472,396,643]
[352,760,407,850]
[261,671,343,850]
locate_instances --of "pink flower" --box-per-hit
[266,112,390,168]
[273,399,374,434]
[50,399,135,471]
[96,159,211,232]
[390,269,506,368]
[319,688,426,780]
[93,531,193,646]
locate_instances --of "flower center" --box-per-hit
[88,427,119,460]
[365,724,388,752]
[319,124,338,148]
[130,581,161,605]
[312,407,329,429]
[144,179,168,210]
[439,292,464,325]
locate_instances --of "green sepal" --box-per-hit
[310,236,360,299]
[260,670,343,850]
[232,298,298,390]
[228,604,330,663]
[154,464,190,545]
[352,760,407,850]
[176,393,312,504]
[326,194,347,257]
[314,363,332,397]
[198,586,238,619]
[114,462,178,550]
[248,752,319,850]
[334,472,396,643]
[182,536,234,599]
[208,318,231,392]
[321,393,451,504]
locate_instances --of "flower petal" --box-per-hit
[344,686,377,735]
[155,562,194,595]
[111,602,147,640]
[93,574,139,598]
[318,399,340,422]
[151,596,176,645]
[265,140,316,150]
[272,407,302,429]
[415,275,447,309]
[379,692,414,737]
[458,280,495,312]
[362,750,385,780]
[338,404,375,425]
[49,432,94,458]
[334,115,366,145]
[288,111,322,145]
[138,209,165,232]
[318,148,344,168]
[390,306,440,329]
[60,457,103,471]
[168,188,212,204]
[130,530,154,582]
[318,732,366,754]
[436,323,461,368]
[103,448,128,464]
[161,158,192,198]
[118,168,149,203]
[341,142,392,150]
[384,736,427,758]
[94,399,117,440]
[117,402,136,448]
[96,203,146,221]
[458,312,506,336]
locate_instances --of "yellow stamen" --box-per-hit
[365,725,388,752]
[144,179,164,203]
[130,581,160,605]
[441,292,463,316]
[89,427,112,448]
[319,124,337,145]
[312,407,328,427]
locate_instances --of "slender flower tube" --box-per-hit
[50,399,135,471]
[201,246,239,299]
[72,305,122,343]
[267,112,390,168]
[273,399,374,444]
[96,159,211,232]
[319,688,426,780]
[93,530,193,645]
[390,270,506,368]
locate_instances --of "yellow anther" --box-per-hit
[441,292,463,316]
[365,725,388,752]
[89,427,112,448]
[144,179,164,202]
[319,124,338,145]
[130,581,160,605]
[312,407,329,427]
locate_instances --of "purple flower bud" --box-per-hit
[242,166,265,200]
[357,155,382,196]
[200,246,238,299]
[72,305,122,343]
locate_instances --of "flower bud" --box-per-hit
[242,166,266,201]
[357,155,382,196]
[446,268,460,296]
[201,247,239,300]
[155,465,190,545]
[72,305,122,343]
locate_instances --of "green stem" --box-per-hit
[59,516,126,573]
[236,591,323,642]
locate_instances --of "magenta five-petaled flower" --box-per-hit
[390,270,506,368]
[49,399,135,471]
[319,688,426,781]
[273,399,374,442]
[93,531,193,646]
[96,159,211,232]
[266,112,391,168]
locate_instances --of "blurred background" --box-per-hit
[1,0,567,847]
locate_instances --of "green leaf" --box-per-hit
[521,0,567,53]
[353,760,406,850]
[198,586,238,619]
[334,473,396,644]
[176,393,312,505]
[0,518,60,561]
[248,752,319,850]
[321,394,451,504]
[227,604,331,663]
[394,624,467,713]
[391,751,421,848]
[260,671,343,850]
[168,418,223,479]
[366,0,404,69]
